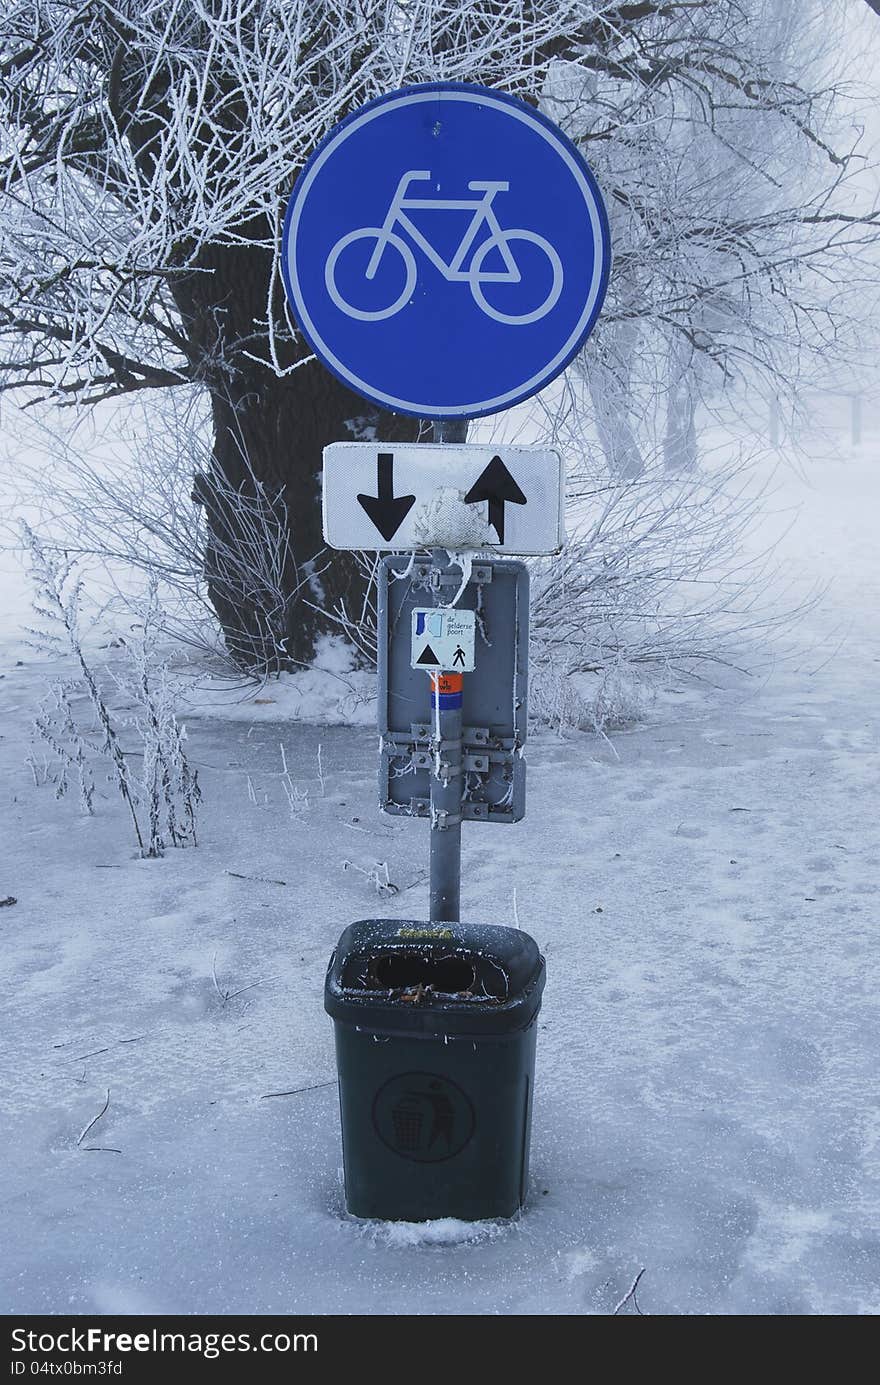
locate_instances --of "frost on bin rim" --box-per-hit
[324,918,546,1038]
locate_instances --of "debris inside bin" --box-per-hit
[330,920,537,1016]
[371,952,476,995]
[344,948,509,1003]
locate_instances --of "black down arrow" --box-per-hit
[357,452,416,542]
[464,454,527,544]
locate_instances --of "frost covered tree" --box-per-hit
[554,0,880,479]
[1,1,877,667]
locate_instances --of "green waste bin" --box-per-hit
[324,918,546,1222]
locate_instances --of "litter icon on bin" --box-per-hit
[374,1073,475,1163]
[391,1097,424,1152]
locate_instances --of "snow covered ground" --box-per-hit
[1,433,878,1316]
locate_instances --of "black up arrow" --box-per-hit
[464,455,527,544]
[357,452,415,542]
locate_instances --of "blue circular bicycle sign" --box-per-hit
[281,83,611,419]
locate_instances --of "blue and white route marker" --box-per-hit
[282,83,611,419]
[410,607,476,673]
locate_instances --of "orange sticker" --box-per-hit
[430,673,464,695]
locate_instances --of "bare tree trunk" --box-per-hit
[173,237,420,670]
[588,318,645,481]
[664,331,698,474]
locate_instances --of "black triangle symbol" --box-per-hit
[416,643,439,666]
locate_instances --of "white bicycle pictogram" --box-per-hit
[325,170,564,325]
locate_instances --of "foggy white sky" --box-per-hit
[836,1,880,193]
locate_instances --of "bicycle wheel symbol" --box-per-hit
[325,228,417,322]
[469,230,563,325]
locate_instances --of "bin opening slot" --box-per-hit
[371,953,476,995]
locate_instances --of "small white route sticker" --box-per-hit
[410,608,476,672]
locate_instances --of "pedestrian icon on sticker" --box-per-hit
[452,645,466,669]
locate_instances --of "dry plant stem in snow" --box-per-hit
[278,743,310,817]
[33,678,95,810]
[115,579,202,853]
[24,523,145,851]
[22,524,200,857]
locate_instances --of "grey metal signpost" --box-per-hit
[433,420,468,446]
[427,687,463,920]
[429,418,466,920]
[427,573,464,921]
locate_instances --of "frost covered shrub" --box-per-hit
[529,657,649,739]
[9,391,794,740]
[522,429,795,732]
[23,525,200,857]
[7,393,299,676]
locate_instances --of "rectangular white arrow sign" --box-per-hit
[322,442,564,555]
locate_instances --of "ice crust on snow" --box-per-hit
[364,1217,506,1248]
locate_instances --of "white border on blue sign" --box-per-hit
[282,85,610,419]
